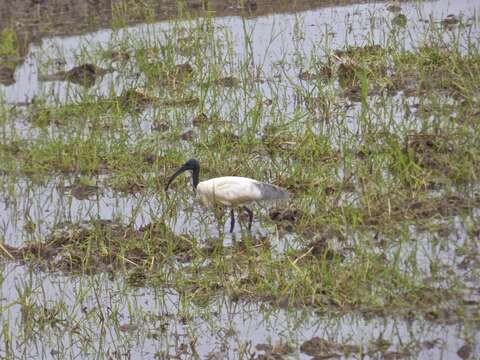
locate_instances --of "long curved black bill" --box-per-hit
[165,166,187,191]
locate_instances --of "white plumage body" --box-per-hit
[165,159,289,232]
[196,176,289,207]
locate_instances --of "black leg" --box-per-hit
[229,208,235,233]
[242,206,253,231]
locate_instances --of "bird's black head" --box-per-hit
[182,158,200,171]
[165,158,200,192]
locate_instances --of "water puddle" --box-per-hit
[0,0,479,358]
[0,0,478,140]
[1,262,478,359]
[0,175,294,250]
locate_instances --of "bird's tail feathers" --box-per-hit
[257,182,289,201]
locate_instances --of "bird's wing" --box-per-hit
[253,181,289,201]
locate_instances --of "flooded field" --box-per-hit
[1,0,479,358]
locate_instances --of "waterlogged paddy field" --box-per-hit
[1,0,480,358]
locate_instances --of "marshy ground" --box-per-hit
[0,0,479,358]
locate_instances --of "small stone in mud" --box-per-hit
[269,208,301,224]
[255,340,294,359]
[143,153,157,164]
[442,14,460,28]
[421,339,442,350]
[152,121,169,132]
[68,183,99,200]
[356,149,368,160]
[0,66,15,86]
[301,337,361,357]
[272,341,294,355]
[193,113,208,126]
[181,130,194,141]
[457,343,472,360]
[300,337,341,357]
[119,323,139,333]
[263,98,273,106]
[324,186,336,195]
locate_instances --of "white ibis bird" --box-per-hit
[165,159,289,232]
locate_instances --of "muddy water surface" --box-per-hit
[1,0,480,359]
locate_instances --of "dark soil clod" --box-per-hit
[38,63,111,87]
[162,97,199,107]
[300,337,360,358]
[181,130,195,141]
[442,14,460,28]
[0,65,15,85]
[457,343,473,360]
[116,89,158,111]
[269,208,300,222]
[68,183,100,200]
[0,220,194,274]
[213,76,240,87]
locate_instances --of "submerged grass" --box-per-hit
[0,215,453,314]
[0,2,480,357]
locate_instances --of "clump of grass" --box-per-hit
[1,219,194,273]
[0,27,18,58]
[0,199,469,315]
[0,26,20,85]
[0,134,168,178]
[390,44,480,98]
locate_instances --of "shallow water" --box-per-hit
[1,0,478,140]
[1,0,480,359]
[0,175,294,249]
[1,262,478,359]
